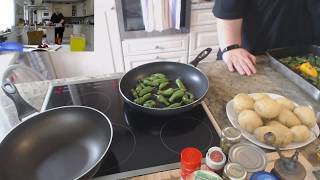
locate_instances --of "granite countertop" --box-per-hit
[198,55,320,168]
[0,55,319,169]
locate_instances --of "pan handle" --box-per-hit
[1,81,38,121]
[189,48,212,67]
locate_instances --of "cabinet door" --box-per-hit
[102,0,124,72]
[124,51,188,71]
[191,9,216,26]
[189,25,219,62]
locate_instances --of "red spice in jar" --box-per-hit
[210,150,223,162]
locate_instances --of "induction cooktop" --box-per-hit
[42,75,220,179]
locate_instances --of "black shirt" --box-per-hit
[50,13,65,26]
[213,0,320,55]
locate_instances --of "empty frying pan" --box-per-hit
[0,81,113,180]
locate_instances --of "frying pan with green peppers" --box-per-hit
[119,48,211,116]
[131,73,195,109]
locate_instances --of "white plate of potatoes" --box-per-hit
[226,93,320,150]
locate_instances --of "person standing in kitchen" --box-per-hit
[213,0,320,76]
[50,8,65,45]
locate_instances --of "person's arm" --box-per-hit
[217,18,256,75]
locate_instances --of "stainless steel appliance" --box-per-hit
[116,0,191,40]
[42,76,220,179]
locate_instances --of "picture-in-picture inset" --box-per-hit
[0,0,94,52]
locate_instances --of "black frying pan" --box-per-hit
[119,48,212,116]
[0,81,113,180]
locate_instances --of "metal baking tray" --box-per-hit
[266,45,320,102]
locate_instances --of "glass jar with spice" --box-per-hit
[180,147,203,180]
[220,127,242,155]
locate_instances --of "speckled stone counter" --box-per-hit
[1,56,319,169]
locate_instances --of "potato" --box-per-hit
[269,123,293,147]
[294,106,317,128]
[233,93,254,113]
[278,108,301,128]
[254,126,282,146]
[238,110,263,133]
[265,120,283,126]
[251,93,270,101]
[276,97,295,111]
[254,124,293,147]
[254,98,282,119]
[290,125,310,142]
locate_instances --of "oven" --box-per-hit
[115,0,191,40]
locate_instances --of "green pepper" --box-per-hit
[158,88,175,97]
[143,100,156,108]
[159,82,169,90]
[167,102,182,109]
[138,86,153,97]
[153,78,168,85]
[134,93,151,105]
[138,80,146,88]
[176,78,186,90]
[135,84,143,93]
[143,79,158,87]
[169,89,185,102]
[155,95,170,106]
[131,89,138,99]
[151,73,166,79]
[182,91,195,105]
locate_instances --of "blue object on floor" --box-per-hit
[0,42,23,52]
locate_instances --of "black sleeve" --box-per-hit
[58,14,64,20]
[213,0,247,19]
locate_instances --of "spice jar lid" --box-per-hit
[205,147,226,170]
[228,143,267,173]
[224,162,247,179]
[221,127,241,142]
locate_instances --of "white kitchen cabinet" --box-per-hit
[189,8,218,62]
[122,35,189,71]
[124,51,188,71]
[191,9,216,26]
[189,25,219,62]
[122,35,189,56]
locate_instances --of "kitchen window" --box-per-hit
[0,0,15,32]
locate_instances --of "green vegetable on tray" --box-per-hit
[131,73,196,109]
[280,55,320,89]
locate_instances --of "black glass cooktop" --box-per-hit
[44,78,220,179]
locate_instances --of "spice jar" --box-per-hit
[220,127,242,155]
[205,147,226,176]
[180,147,203,180]
[222,162,247,180]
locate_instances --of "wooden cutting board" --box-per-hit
[131,151,315,180]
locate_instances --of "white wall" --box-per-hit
[49,52,114,78]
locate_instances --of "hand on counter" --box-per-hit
[222,48,257,76]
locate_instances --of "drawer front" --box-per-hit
[189,25,219,56]
[122,35,189,56]
[124,51,188,71]
[191,9,216,26]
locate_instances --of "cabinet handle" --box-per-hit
[110,6,115,10]
[155,45,163,49]
[155,56,163,60]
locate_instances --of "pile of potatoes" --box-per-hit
[233,93,317,147]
